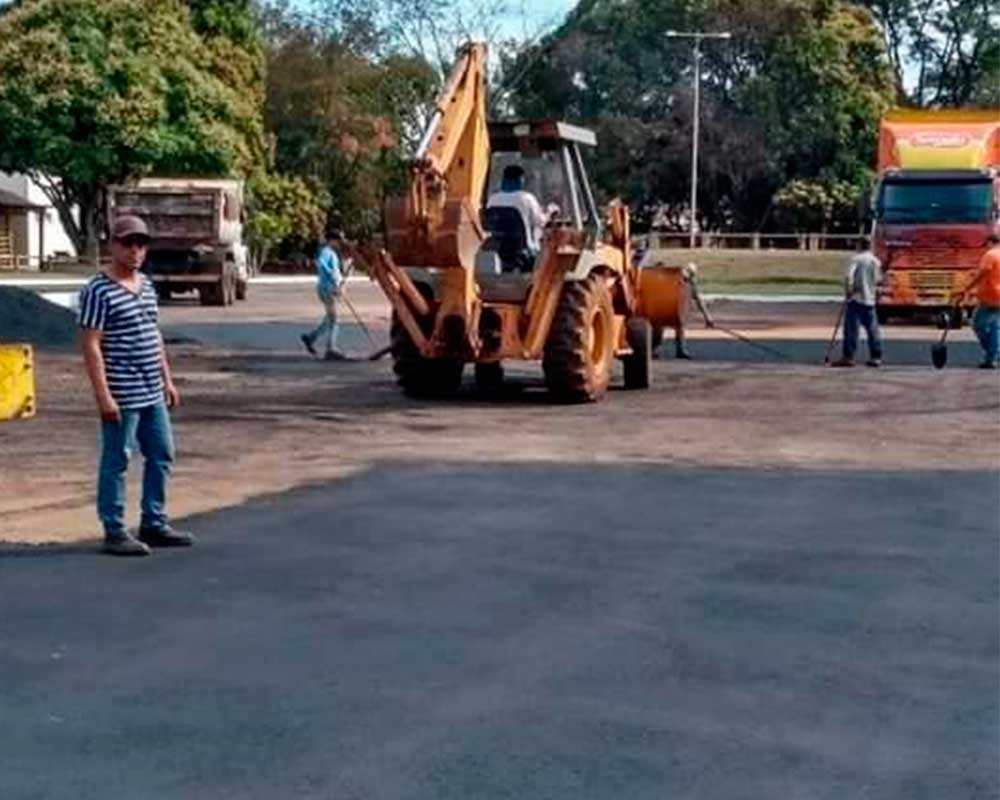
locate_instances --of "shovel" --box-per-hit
[931,311,951,369]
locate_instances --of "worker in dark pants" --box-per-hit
[953,232,1000,369]
[832,239,883,368]
[645,260,714,359]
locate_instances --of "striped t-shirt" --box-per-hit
[78,273,164,410]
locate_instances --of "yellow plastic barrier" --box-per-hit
[0,344,36,421]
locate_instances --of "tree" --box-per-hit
[506,0,895,231]
[244,173,327,267]
[261,2,437,237]
[0,0,265,256]
[859,0,1000,106]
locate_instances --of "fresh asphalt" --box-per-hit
[1,464,997,799]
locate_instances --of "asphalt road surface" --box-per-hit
[2,464,997,799]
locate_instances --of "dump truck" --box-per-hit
[108,178,249,306]
[369,43,683,402]
[872,109,1000,324]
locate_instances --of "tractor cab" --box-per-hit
[477,121,601,276]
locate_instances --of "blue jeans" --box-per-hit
[98,402,175,538]
[973,307,1000,364]
[843,301,883,361]
[304,288,339,354]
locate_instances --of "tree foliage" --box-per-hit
[244,172,328,266]
[260,2,437,238]
[508,0,896,232]
[0,0,264,255]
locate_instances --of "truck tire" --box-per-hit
[200,279,225,306]
[155,284,172,303]
[390,313,463,397]
[623,317,652,390]
[543,274,614,402]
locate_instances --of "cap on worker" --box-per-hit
[111,215,150,242]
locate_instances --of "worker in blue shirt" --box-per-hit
[301,229,348,360]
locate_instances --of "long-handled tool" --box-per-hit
[931,311,952,369]
[712,324,792,361]
[823,300,846,364]
[338,287,389,360]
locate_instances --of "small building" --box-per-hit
[0,173,78,270]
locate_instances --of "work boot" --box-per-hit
[300,334,317,357]
[138,526,195,548]
[102,534,152,557]
[675,347,692,360]
[830,357,855,367]
[866,358,882,368]
[978,359,998,370]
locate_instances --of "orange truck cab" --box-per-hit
[871,109,1000,324]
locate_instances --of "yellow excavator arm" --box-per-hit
[384,43,490,270]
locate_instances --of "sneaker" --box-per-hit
[866,359,882,368]
[675,348,692,360]
[978,360,998,370]
[138,526,195,548]
[102,534,152,557]
[300,334,317,357]
[830,358,855,367]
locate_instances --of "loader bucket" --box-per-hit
[636,266,689,328]
[0,344,36,421]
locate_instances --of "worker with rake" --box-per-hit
[301,229,351,360]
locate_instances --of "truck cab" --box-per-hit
[871,110,1000,322]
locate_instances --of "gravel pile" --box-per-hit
[0,286,78,349]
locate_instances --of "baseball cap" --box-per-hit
[112,215,150,242]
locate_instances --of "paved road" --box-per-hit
[2,465,996,799]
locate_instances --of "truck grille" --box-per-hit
[906,270,957,291]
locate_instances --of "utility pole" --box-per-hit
[665,30,731,249]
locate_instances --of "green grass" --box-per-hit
[649,248,847,295]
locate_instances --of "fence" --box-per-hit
[638,232,861,251]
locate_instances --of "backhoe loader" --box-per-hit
[370,43,686,402]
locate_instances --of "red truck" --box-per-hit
[872,109,1000,324]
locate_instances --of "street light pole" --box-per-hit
[665,30,731,249]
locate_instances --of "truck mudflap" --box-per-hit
[0,344,36,421]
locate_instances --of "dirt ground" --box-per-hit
[1,282,997,544]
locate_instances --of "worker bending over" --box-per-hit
[639,252,714,359]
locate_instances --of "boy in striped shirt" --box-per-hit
[78,215,194,556]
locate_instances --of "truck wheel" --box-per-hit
[876,307,890,325]
[623,318,652,390]
[474,361,504,395]
[155,285,172,303]
[543,274,614,402]
[390,313,463,397]
[200,278,227,306]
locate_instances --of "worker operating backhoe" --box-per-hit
[369,43,685,402]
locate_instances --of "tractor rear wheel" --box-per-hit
[623,317,652,389]
[391,313,463,397]
[543,275,615,402]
